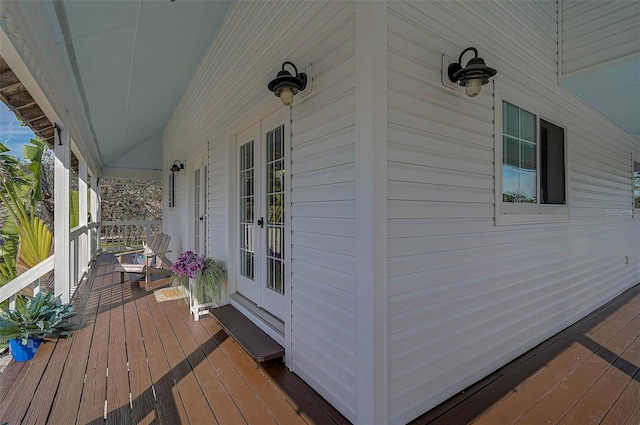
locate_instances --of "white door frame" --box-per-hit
[226,106,292,358]
[187,154,207,255]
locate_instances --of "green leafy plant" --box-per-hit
[193,257,227,303]
[0,292,75,345]
[171,251,226,303]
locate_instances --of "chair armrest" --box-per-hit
[115,248,145,258]
[142,249,172,258]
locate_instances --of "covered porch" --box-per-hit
[0,1,638,423]
[0,254,348,424]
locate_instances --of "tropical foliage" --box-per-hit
[0,138,52,293]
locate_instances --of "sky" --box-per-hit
[0,105,36,159]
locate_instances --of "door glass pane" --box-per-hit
[240,141,255,280]
[266,125,285,294]
[203,165,208,256]
[502,101,537,203]
[194,169,200,252]
[635,161,640,211]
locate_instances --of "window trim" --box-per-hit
[633,154,640,219]
[494,83,570,225]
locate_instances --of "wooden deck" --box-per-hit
[0,255,349,425]
[413,283,640,425]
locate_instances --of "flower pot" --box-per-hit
[9,338,43,362]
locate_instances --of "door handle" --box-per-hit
[257,217,264,228]
[199,216,204,221]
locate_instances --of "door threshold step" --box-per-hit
[209,304,284,365]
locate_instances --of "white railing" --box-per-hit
[0,220,162,308]
[0,255,54,310]
[70,224,88,295]
[100,220,162,252]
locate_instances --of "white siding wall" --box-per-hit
[290,6,357,419]
[164,1,357,421]
[387,1,640,423]
[562,0,640,75]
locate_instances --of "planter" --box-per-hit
[188,278,218,321]
[9,338,43,362]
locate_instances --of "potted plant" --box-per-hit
[171,251,226,320]
[0,292,74,362]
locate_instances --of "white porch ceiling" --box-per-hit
[38,0,232,174]
[561,58,640,136]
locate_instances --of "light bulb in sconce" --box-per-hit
[464,78,483,97]
[268,61,307,106]
[279,87,295,106]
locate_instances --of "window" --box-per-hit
[634,161,640,214]
[502,101,565,205]
[497,99,568,224]
[168,173,175,208]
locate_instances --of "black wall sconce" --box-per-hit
[170,160,184,173]
[447,47,497,97]
[268,61,308,106]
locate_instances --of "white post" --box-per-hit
[54,126,71,303]
[146,222,152,246]
[79,159,88,276]
[355,2,389,423]
[90,175,99,259]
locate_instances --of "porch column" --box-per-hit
[89,175,99,260]
[54,126,71,303]
[355,2,389,424]
[78,158,88,275]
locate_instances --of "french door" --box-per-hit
[236,111,287,320]
[192,158,207,255]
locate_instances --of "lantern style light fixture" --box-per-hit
[447,47,497,97]
[170,160,184,173]
[268,61,308,106]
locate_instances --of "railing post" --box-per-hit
[90,175,99,258]
[54,126,71,303]
[79,159,88,274]
[146,222,152,246]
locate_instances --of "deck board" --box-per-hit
[131,273,189,423]
[76,264,113,425]
[183,314,279,425]
[161,297,248,424]
[48,260,109,424]
[143,281,219,424]
[413,283,640,425]
[121,273,156,425]
[106,270,133,425]
[0,337,57,423]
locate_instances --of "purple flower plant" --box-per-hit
[171,250,205,279]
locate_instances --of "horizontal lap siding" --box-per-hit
[387,1,640,423]
[164,2,357,421]
[562,0,640,74]
[291,6,357,420]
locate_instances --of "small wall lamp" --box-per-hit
[170,160,184,173]
[447,47,497,97]
[268,61,308,106]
